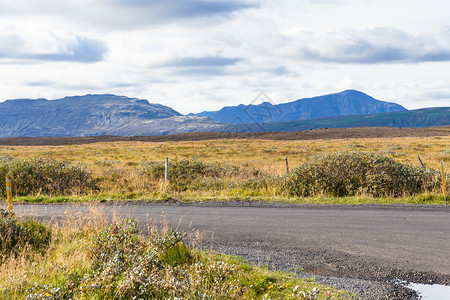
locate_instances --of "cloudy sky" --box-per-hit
[1,0,449,114]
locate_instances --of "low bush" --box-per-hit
[283,151,447,197]
[142,158,240,181]
[141,158,278,194]
[0,209,51,260]
[87,220,143,272]
[142,158,242,191]
[235,173,279,190]
[149,228,192,266]
[0,156,98,197]
[80,219,241,299]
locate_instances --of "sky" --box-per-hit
[0,0,449,114]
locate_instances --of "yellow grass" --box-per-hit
[1,136,448,172]
[0,204,109,296]
[1,135,449,202]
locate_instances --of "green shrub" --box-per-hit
[0,156,98,197]
[140,161,165,179]
[87,219,144,272]
[158,241,192,267]
[81,220,241,299]
[84,219,158,298]
[141,158,279,194]
[235,173,278,190]
[283,151,447,197]
[149,228,192,266]
[0,209,51,260]
[142,158,239,181]
[142,158,241,191]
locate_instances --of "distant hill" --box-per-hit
[230,107,450,132]
[0,94,223,137]
[0,92,447,138]
[191,90,407,123]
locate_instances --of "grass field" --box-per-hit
[1,134,449,204]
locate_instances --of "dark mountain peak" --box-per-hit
[59,94,138,102]
[257,101,274,106]
[46,94,178,115]
[338,89,380,100]
[192,90,406,124]
[135,99,150,105]
[340,89,366,95]
[0,94,182,137]
[296,90,375,102]
[4,98,48,103]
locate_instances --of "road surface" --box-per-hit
[14,202,450,286]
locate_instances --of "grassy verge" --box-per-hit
[0,207,352,299]
[13,193,450,205]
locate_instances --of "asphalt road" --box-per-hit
[14,202,450,286]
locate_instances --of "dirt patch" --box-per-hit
[0,126,449,146]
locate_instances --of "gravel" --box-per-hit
[201,244,418,300]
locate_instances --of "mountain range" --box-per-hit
[0,90,448,138]
[0,94,223,137]
[191,90,406,123]
[231,107,450,132]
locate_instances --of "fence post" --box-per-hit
[6,177,13,212]
[417,155,425,168]
[441,161,447,196]
[165,157,169,182]
[285,156,289,175]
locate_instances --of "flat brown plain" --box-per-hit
[0,126,449,146]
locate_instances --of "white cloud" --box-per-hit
[0,25,107,63]
[284,27,450,64]
[0,0,256,31]
[0,0,449,115]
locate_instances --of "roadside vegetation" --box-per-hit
[283,151,445,197]
[0,156,97,196]
[0,207,352,299]
[0,136,448,204]
[0,209,51,262]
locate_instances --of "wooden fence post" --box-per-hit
[285,156,289,175]
[165,157,169,182]
[6,177,13,212]
[417,155,425,168]
[441,161,447,196]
